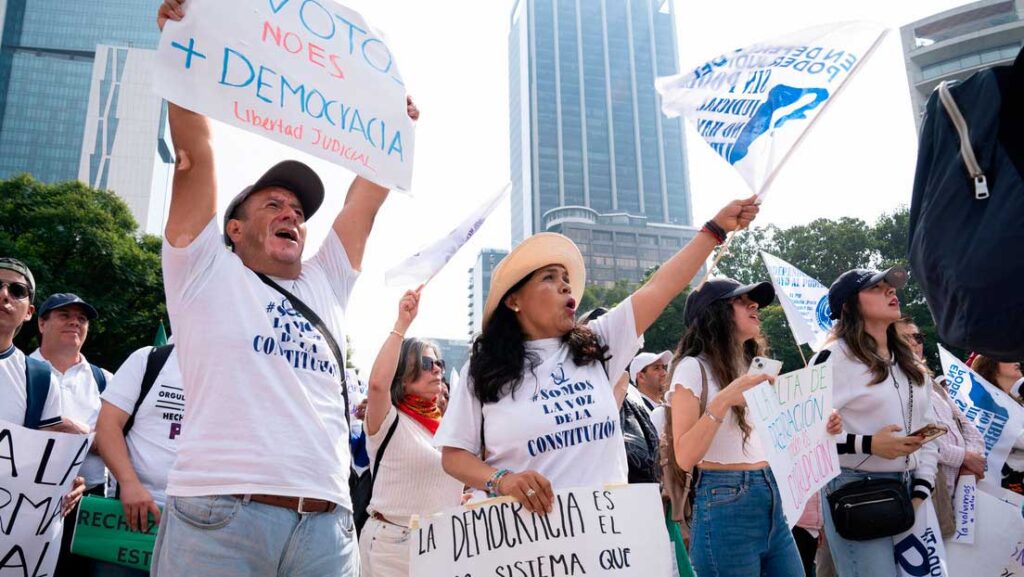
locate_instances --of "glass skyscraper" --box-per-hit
[509,0,694,263]
[0,0,160,183]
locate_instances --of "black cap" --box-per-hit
[38,293,98,320]
[684,278,775,326]
[223,160,325,246]
[827,266,908,320]
[0,258,35,300]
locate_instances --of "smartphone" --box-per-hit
[910,423,949,444]
[747,356,783,378]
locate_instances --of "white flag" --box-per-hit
[760,252,832,351]
[656,22,887,196]
[939,345,1024,496]
[894,498,948,577]
[385,186,508,286]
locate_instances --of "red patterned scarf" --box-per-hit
[398,394,442,435]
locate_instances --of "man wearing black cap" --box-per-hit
[152,2,418,574]
[31,292,113,577]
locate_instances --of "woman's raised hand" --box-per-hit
[712,195,760,233]
[395,286,423,333]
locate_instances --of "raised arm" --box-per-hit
[159,0,217,248]
[332,97,419,270]
[630,196,759,335]
[365,288,421,435]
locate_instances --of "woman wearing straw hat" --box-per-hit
[434,196,760,513]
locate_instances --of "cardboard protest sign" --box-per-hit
[71,496,159,570]
[894,498,948,577]
[386,185,508,286]
[155,0,414,191]
[760,252,832,351]
[946,489,1024,577]
[951,475,976,545]
[410,484,672,577]
[743,362,840,526]
[939,346,1024,496]
[0,419,93,576]
[656,21,886,197]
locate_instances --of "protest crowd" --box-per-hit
[1,1,1022,576]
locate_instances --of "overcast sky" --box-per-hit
[204,0,972,372]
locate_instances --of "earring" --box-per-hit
[513,307,520,313]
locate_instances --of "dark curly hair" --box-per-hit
[670,297,767,446]
[470,271,610,403]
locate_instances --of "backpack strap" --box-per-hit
[90,363,107,393]
[696,360,709,416]
[123,344,175,437]
[256,273,350,428]
[24,357,54,429]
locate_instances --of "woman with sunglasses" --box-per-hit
[819,268,938,577]
[359,288,464,577]
[436,197,759,517]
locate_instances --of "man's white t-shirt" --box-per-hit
[0,345,62,428]
[436,298,638,493]
[30,350,110,488]
[162,219,357,508]
[102,345,184,506]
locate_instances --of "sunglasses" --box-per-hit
[420,356,446,372]
[0,281,31,300]
[908,333,924,345]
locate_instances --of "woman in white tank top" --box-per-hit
[359,289,464,577]
[668,277,809,577]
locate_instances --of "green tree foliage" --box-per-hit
[0,175,165,370]
[580,207,944,372]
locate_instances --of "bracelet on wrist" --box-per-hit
[706,409,725,424]
[390,329,405,338]
[486,468,511,497]
[702,220,727,244]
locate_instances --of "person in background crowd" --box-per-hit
[629,350,672,436]
[970,354,1024,494]
[436,197,760,515]
[793,494,823,577]
[153,1,420,574]
[359,288,463,577]
[0,258,86,516]
[31,292,111,577]
[95,340,183,577]
[669,277,811,577]
[894,317,985,507]
[818,267,938,577]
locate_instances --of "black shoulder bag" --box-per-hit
[825,369,915,541]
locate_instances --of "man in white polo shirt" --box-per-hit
[30,292,112,577]
[152,2,418,574]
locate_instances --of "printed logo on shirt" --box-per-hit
[153,381,185,440]
[525,363,617,457]
[253,297,339,377]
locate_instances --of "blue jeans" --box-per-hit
[690,468,804,577]
[822,469,906,577]
[151,495,359,577]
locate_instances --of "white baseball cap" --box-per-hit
[629,351,673,383]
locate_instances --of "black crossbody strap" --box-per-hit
[124,344,176,436]
[371,416,400,483]
[256,273,350,427]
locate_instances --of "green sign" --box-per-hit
[71,495,160,570]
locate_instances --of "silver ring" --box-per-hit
[526,488,536,497]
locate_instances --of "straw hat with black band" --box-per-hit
[481,233,585,329]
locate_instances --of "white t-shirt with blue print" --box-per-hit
[436,298,637,494]
[162,218,357,509]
